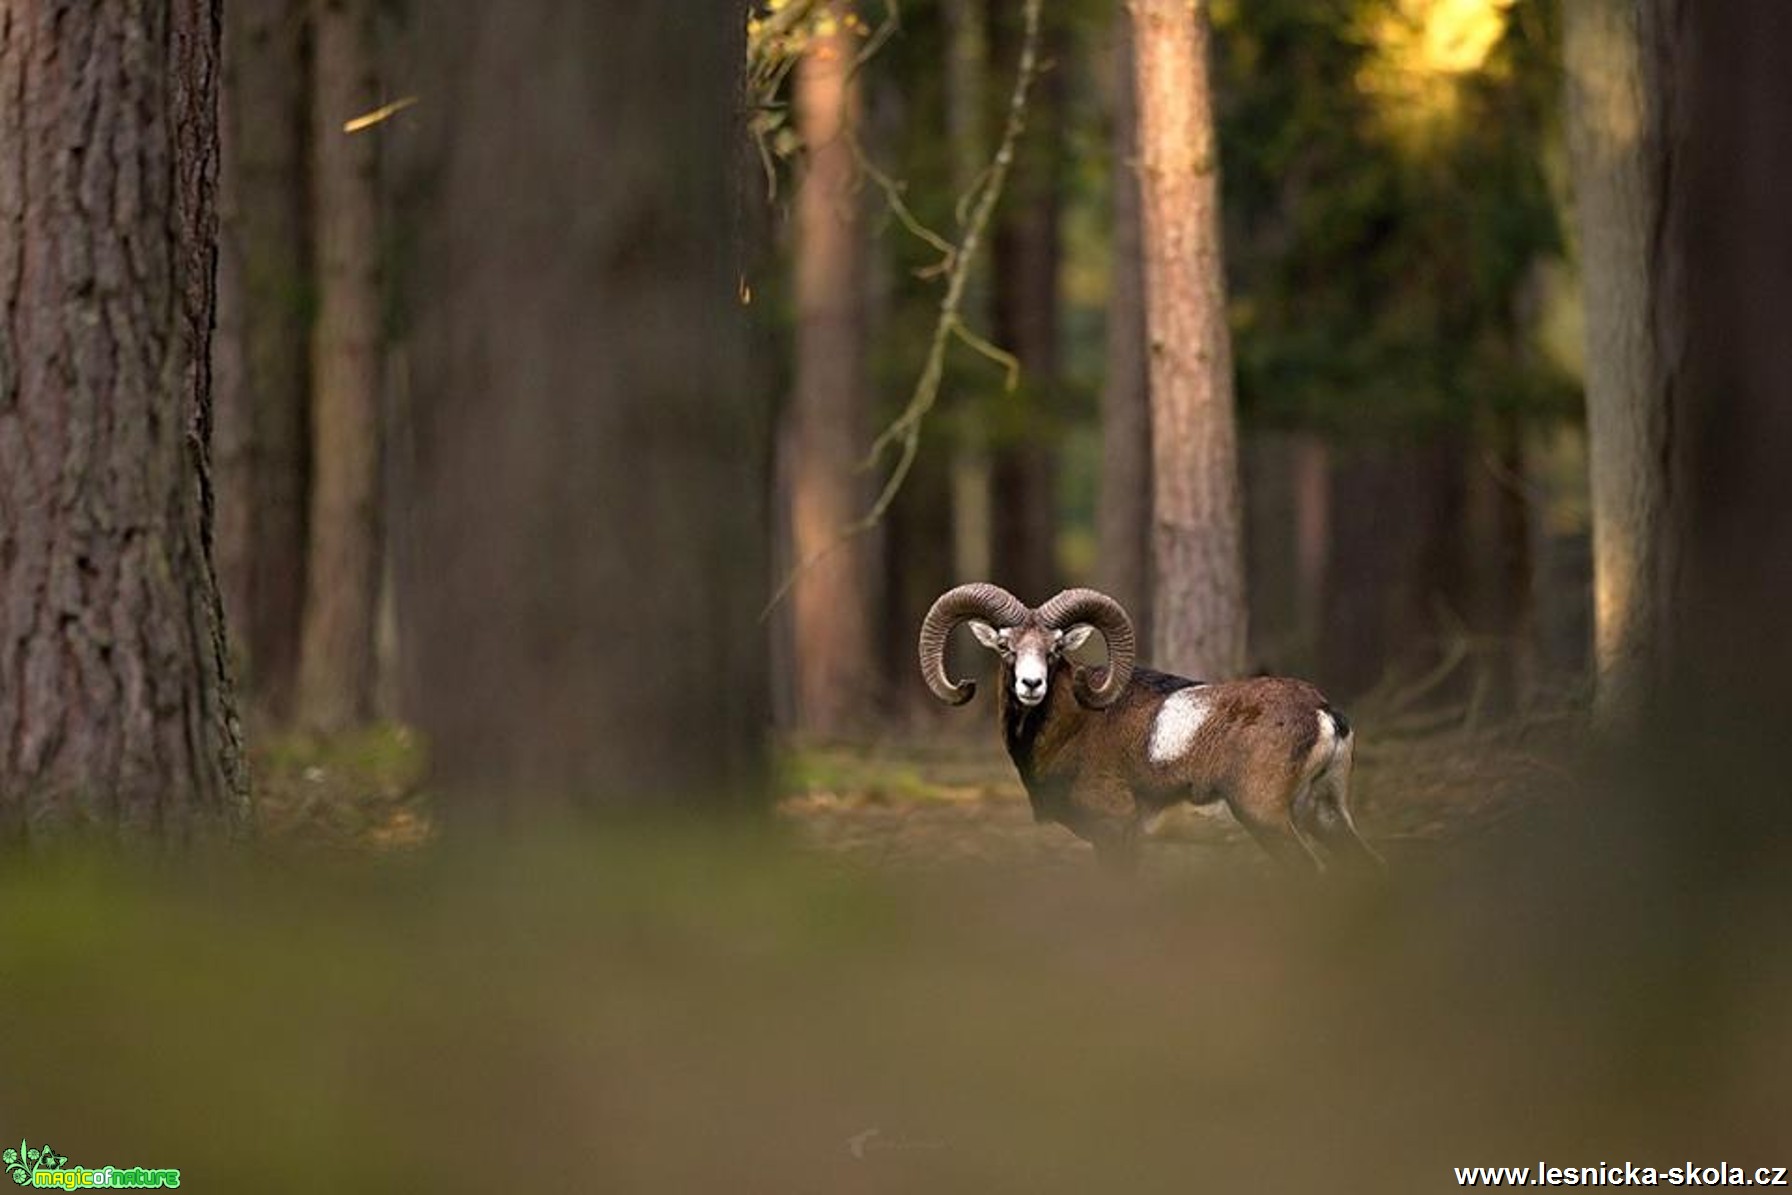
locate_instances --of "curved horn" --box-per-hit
[918,583,1030,705]
[1037,588,1135,708]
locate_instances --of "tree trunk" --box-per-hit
[396,1,767,816]
[788,8,875,739]
[0,0,249,842]
[297,0,382,733]
[1563,0,1673,732]
[945,0,992,586]
[1645,1,1792,876]
[1290,431,1329,669]
[1131,0,1247,679]
[1098,14,1152,642]
[216,0,311,728]
[868,60,951,726]
[1465,406,1535,715]
[991,5,1062,605]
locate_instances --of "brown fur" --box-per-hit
[994,646,1377,873]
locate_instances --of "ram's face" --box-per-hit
[968,619,1096,708]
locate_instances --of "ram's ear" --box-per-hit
[1059,624,1096,653]
[967,620,1004,650]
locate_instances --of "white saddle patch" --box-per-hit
[1148,687,1211,764]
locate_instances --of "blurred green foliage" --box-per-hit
[1215,0,1575,432]
[853,0,1573,452]
[3,827,1787,1192]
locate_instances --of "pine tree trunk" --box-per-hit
[1290,431,1329,669]
[1465,405,1535,714]
[1098,15,1152,642]
[297,0,382,733]
[216,0,311,726]
[396,1,768,815]
[991,5,1062,605]
[789,8,875,738]
[944,0,992,585]
[869,58,951,725]
[1639,1,1792,888]
[1131,0,1247,679]
[1564,0,1673,731]
[0,0,249,842]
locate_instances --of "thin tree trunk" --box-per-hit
[1290,431,1329,668]
[397,1,768,815]
[1098,15,1152,641]
[297,0,382,733]
[1564,0,1672,731]
[1465,406,1535,714]
[216,0,311,727]
[1131,0,1247,679]
[0,0,249,842]
[789,8,875,738]
[945,0,992,585]
[868,63,951,724]
[991,5,1062,605]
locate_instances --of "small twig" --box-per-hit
[949,319,1020,391]
[762,0,1044,620]
[747,0,823,76]
[851,134,958,269]
[851,0,901,71]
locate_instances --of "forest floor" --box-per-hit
[250,703,1581,870]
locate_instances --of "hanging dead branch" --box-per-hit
[762,0,1042,618]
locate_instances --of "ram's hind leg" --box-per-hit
[1305,771,1383,872]
[1227,794,1326,874]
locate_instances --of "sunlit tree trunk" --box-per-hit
[1131,0,1246,678]
[1099,15,1152,641]
[1564,0,1673,731]
[0,0,249,842]
[397,1,767,815]
[216,0,311,727]
[297,0,383,733]
[788,7,875,738]
[991,5,1063,604]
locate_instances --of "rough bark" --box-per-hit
[215,0,310,726]
[1647,1,1792,873]
[296,0,381,733]
[0,0,249,842]
[1098,15,1152,644]
[395,2,767,815]
[788,9,875,738]
[991,5,1062,605]
[1563,0,1673,731]
[1131,0,1247,679]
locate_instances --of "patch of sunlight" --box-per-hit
[1357,0,1514,144]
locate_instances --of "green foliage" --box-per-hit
[253,723,429,848]
[1215,0,1574,433]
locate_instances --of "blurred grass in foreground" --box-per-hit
[2,819,1789,1193]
